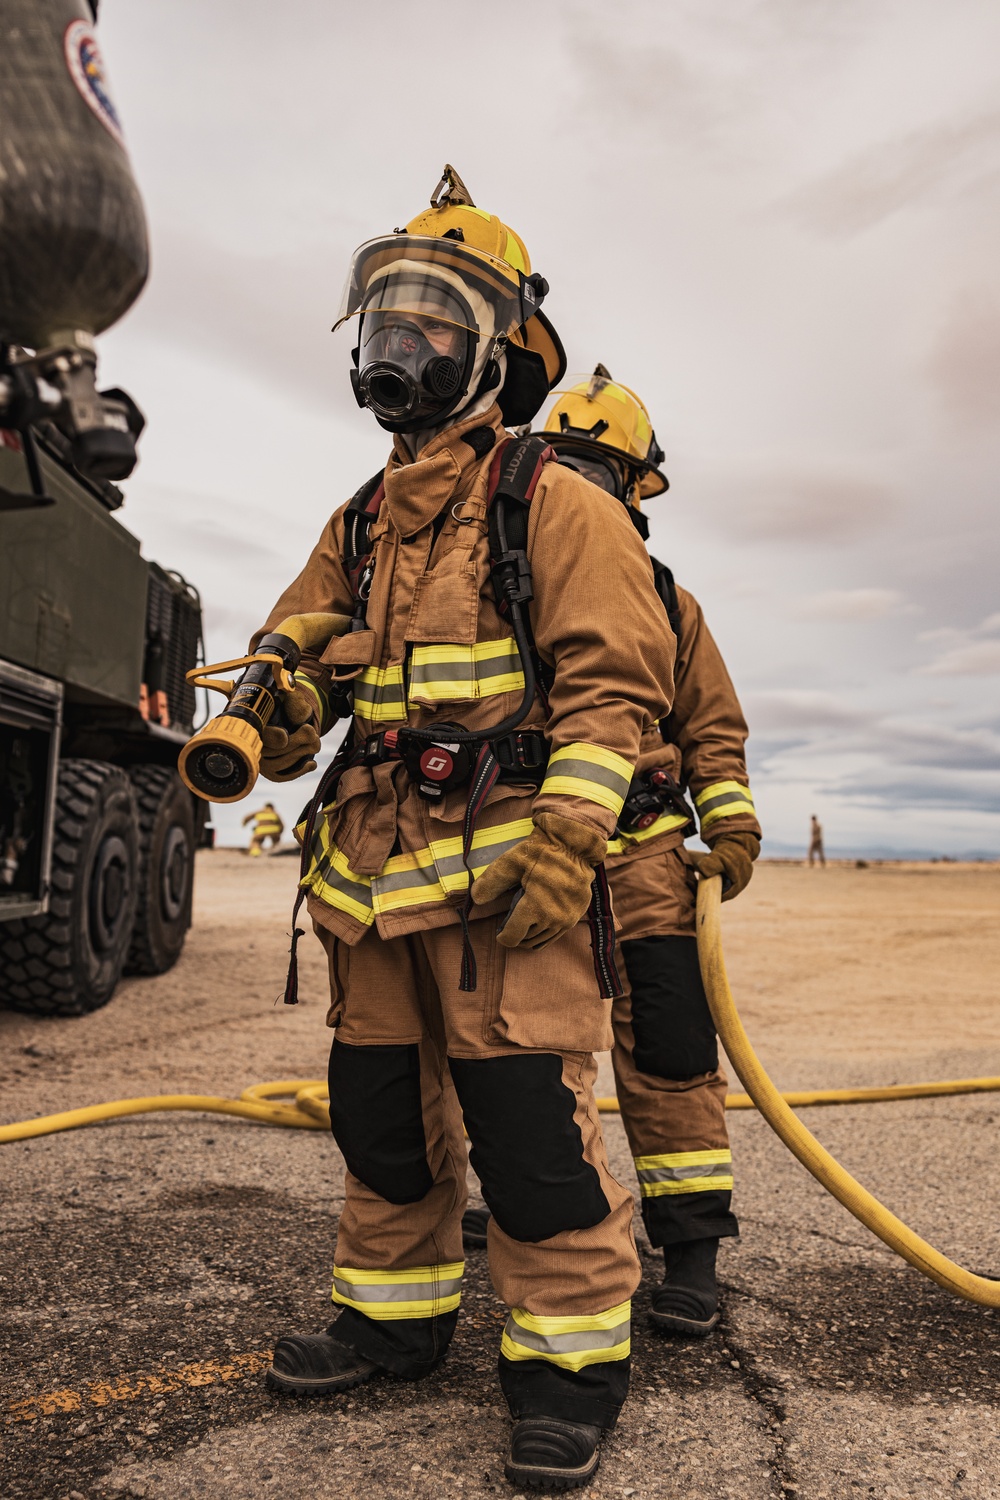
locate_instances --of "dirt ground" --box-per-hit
[2,852,1000,1500]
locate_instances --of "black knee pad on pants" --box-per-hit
[328,1039,433,1203]
[621,935,719,1080]
[449,1054,610,1243]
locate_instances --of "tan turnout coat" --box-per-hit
[254,404,676,948]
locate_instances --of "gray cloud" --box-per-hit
[832,769,1000,813]
[133,229,359,420]
[920,640,1000,676]
[744,690,870,733]
[790,588,911,621]
[926,286,1000,432]
[781,107,1000,237]
[917,613,1000,676]
[700,469,898,544]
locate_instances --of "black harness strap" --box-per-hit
[650,556,681,639]
[649,555,683,750]
[457,743,503,992]
[343,470,385,623]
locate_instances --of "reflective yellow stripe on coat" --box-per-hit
[332,1262,464,1320]
[353,663,406,725]
[633,1149,733,1198]
[695,780,756,833]
[501,1301,631,1372]
[540,743,633,818]
[302,817,535,926]
[408,639,524,707]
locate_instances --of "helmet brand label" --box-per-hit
[64,21,125,149]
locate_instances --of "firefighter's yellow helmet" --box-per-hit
[334,166,565,429]
[541,365,668,500]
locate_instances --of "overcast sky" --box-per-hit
[95,0,1000,856]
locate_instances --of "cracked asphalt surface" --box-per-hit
[2,853,1000,1499]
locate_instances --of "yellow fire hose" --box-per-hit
[695,874,1000,1307]
[1,876,998,1308]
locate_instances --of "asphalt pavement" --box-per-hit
[2,854,999,1500]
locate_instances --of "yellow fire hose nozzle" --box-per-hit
[179,613,352,804]
[177,714,264,804]
[696,872,1000,1308]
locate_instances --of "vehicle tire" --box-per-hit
[0,759,139,1017]
[125,765,196,976]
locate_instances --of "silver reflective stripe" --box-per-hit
[433,829,529,884]
[696,786,754,816]
[371,861,440,897]
[332,1274,464,1305]
[410,659,476,687]
[543,757,630,797]
[503,1315,631,1358]
[312,848,374,911]
[636,1160,731,1185]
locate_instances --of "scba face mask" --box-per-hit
[336,233,547,434]
[353,276,479,430]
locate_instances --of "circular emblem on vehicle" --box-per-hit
[419,747,454,781]
[64,21,125,148]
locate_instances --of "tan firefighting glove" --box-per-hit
[698,831,760,902]
[259,681,322,782]
[470,811,607,950]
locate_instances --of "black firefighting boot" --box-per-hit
[462,1206,491,1249]
[505,1418,602,1490]
[265,1326,384,1396]
[649,1236,721,1335]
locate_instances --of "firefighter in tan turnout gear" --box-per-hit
[465,368,761,1335]
[255,170,677,1490]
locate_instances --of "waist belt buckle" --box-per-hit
[493,730,547,780]
[363,729,399,766]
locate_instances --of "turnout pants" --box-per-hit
[607,845,739,1249]
[316,913,640,1429]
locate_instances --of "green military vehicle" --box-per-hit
[0,1,208,1016]
[0,431,206,1015]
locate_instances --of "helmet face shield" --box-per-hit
[339,235,544,432]
[335,234,542,343]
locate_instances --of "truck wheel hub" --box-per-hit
[160,825,189,922]
[89,834,131,953]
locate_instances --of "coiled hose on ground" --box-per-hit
[2,876,998,1307]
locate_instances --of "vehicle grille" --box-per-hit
[144,565,202,733]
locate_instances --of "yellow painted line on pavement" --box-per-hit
[5,1350,272,1423]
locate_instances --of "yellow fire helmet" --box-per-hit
[540,365,669,502]
[333,165,565,431]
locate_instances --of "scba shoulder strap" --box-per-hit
[342,469,385,611]
[340,435,556,623]
[650,555,681,639]
[485,433,555,611]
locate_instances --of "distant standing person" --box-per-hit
[243,802,284,857]
[808,815,825,867]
